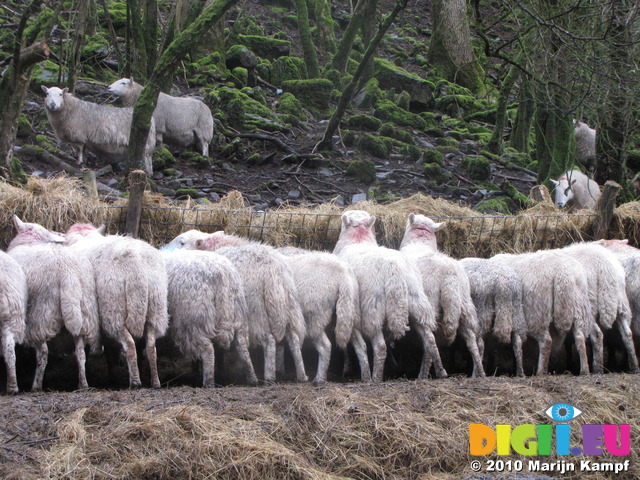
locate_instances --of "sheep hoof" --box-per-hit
[129,381,143,389]
[7,387,19,395]
[246,376,259,387]
[297,375,309,383]
[312,378,327,387]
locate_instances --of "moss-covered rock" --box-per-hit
[231,67,249,88]
[396,90,411,110]
[226,45,259,70]
[344,114,382,131]
[16,114,31,138]
[461,155,492,181]
[379,123,414,144]
[357,134,392,159]
[105,0,127,30]
[475,197,513,215]
[500,151,532,168]
[176,188,200,199]
[436,94,484,118]
[400,144,421,161]
[436,137,459,148]
[423,163,451,185]
[373,100,427,130]
[163,168,178,177]
[270,56,308,85]
[282,78,333,111]
[422,149,444,166]
[352,78,381,109]
[276,92,308,126]
[183,152,211,169]
[211,86,283,131]
[82,36,110,61]
[32,60,63,87]
[191,52,228,86]
[153,148,176,171]
[374,58,434,110]
[237,35,291,59]
[342,130,357,147]
[9,156,28,185]
[346,159,376,184]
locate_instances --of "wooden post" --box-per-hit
[125,170,147,237]
[593,180,620,240]
[529,184,553,204]
[82,168,98,199]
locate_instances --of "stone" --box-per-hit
[351,192,367,204]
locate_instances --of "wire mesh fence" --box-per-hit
[100,204,599,258]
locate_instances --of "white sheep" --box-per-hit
[574,120,596,172]
[460,258,527,377]
[333,210,445,382]
[65,223,168,389]
[41,86,156,174]
[0,251,27,394]
[399,214,485,377]
[107,78,214,156]
[162,249,258,387]
[166,230,308,383]
[278,248,359,384]
[550,170,601,210]
[8,216,100,391]
[493,249,593,375]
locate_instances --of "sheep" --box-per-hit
[166,230,308,383]
[550,170,601,210]
[161,249,258,387]
[0,251,27,394]
[107,78,214,156]
[460,258,527,377]
[333,210,445,382]
[277,248,359,384]
[399,214,485,378]
[574,120,596,172]
[8,216,100,391]
[41,86,156,174]
[561,242,638,374]
[65,223,168,389]
[493,249,593,375]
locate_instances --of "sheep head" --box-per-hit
[551,174,577,208]
[65,223,106,245]
[8,215,65,250]
[400,213,445,251]
[107,78,143,106]
[41,86,69,112]
[166,229,210,250]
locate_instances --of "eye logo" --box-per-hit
[545,403,582,422]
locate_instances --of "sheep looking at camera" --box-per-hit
[550,170,601,210]
[400,214,485,378]
[167,230,308,383]
[8,216,100,391]
[107,78,214,156]
[334,210,445,382]
[65,224,168,389]
[41,86,156,174]
[0,251,27,394]
[162,249,258,387]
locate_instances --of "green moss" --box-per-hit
[237,35,291,59]
[436,137,459,148]
[434,79,473,97]
[9,156,28,185]
[436,145,459,155]
[211,86,277,130]
[276,92,308,126]
[480,150,500,163]
[270,56,308,85]
[105,0,127,29]
[475,198,512,215]
[461,155,492,181]
[231,67,249,88]
[423,163,451,185]
[501,180,532,208]
[153,148,176,171]
[183,152,211,169]
[163,168,177,177]
[323,68,343,89]
[425,127,445,137]
[345,114,382,131]
[396,91,411,110]
[379,123,414,144]
[374,58,435,108]
[282,78,333,111]
[82,36,109,60]
[35,135,52,147]
[500,151,532,168]
[400,144,421,161]
[32,60,61,87]
[373,100,427,130]
[191,52,228,86]
[176,189,200,199]
[356,78,381,109]
[436,94,483,117]
[346,159,376,184]
[342,130,356,147]
[16,114,31,138]
[527,160,539,172]
[422,149,444,166]
[369,187,398,204]
[357,134,392,159]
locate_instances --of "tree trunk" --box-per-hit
[126,0,148,79]
[534,104,573,184]
[486,65,517,154]
[428,0,484,94]
[127,0,238,173]
[359,0,378,84]
[296,0,320,78]
[67,0,91,92]
[510,77,534,154]
[314,0,336,54]
[143,0,158,79]
[331,0,368,73]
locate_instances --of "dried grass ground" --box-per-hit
[0,375,637,480]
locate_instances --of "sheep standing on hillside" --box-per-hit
[333,210,445,382]
[493,250,593,375]
[574,120,597,172]
[41,86,156,174]
[459,258,527,376]
[8,216,100,391]
[107,78,214,156]
[0,251,27,394]
[66,224,168,389]
[167,231,308,383]
[400,214,485,377]
[550,170,601,210]
[278,248,359,384]
[162,249,258,387]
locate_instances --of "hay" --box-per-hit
[610,201,640,246]
[2,375,636,479]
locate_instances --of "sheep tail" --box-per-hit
[439,281,463,345]
[492,280,515,344]
[264,274,306,342]
[334,277,358,349]
[384,270,410,340]
[59,272,85,339]
[146,267,169,338]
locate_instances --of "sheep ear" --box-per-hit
[41,85,48,94]
[571,179,577,185]
[195,239,204,250]
[12,215,25,232]
[549,179,559,186]
[366,215,376,228]
[62,88,69,94]
[621,239,629,244]
[433,221,446,232]
[408,213,416,225]
[97,224,106,234]
[341,214,352,228]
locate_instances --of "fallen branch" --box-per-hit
[233,133,299,155]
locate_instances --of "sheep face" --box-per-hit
[9,215,65,249]
[41,86,68,112]
[338,210,377,245]
[107,78,134,97]
[166,230,211,250]
[550,175,576,208]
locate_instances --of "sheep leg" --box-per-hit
[286,330,308,383]
[199,340,216,388]
[535,331,552,375]
[589,324,604,374]
[264,334,277,382]
[616,319,640,373]
[572,327,589,375]
[145,326,161,388]
[32,342,48,392]
[413,321,447,379]
[2,331,18,394]
[461,327,486,378]
[512,333,525,377]
[74,336,89,390]
[371,330,387,383]
[234,333,258,386]
[312,332,332,385]
[118,330,142,388]
[350,330,372,382]
[276,344,286,377]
